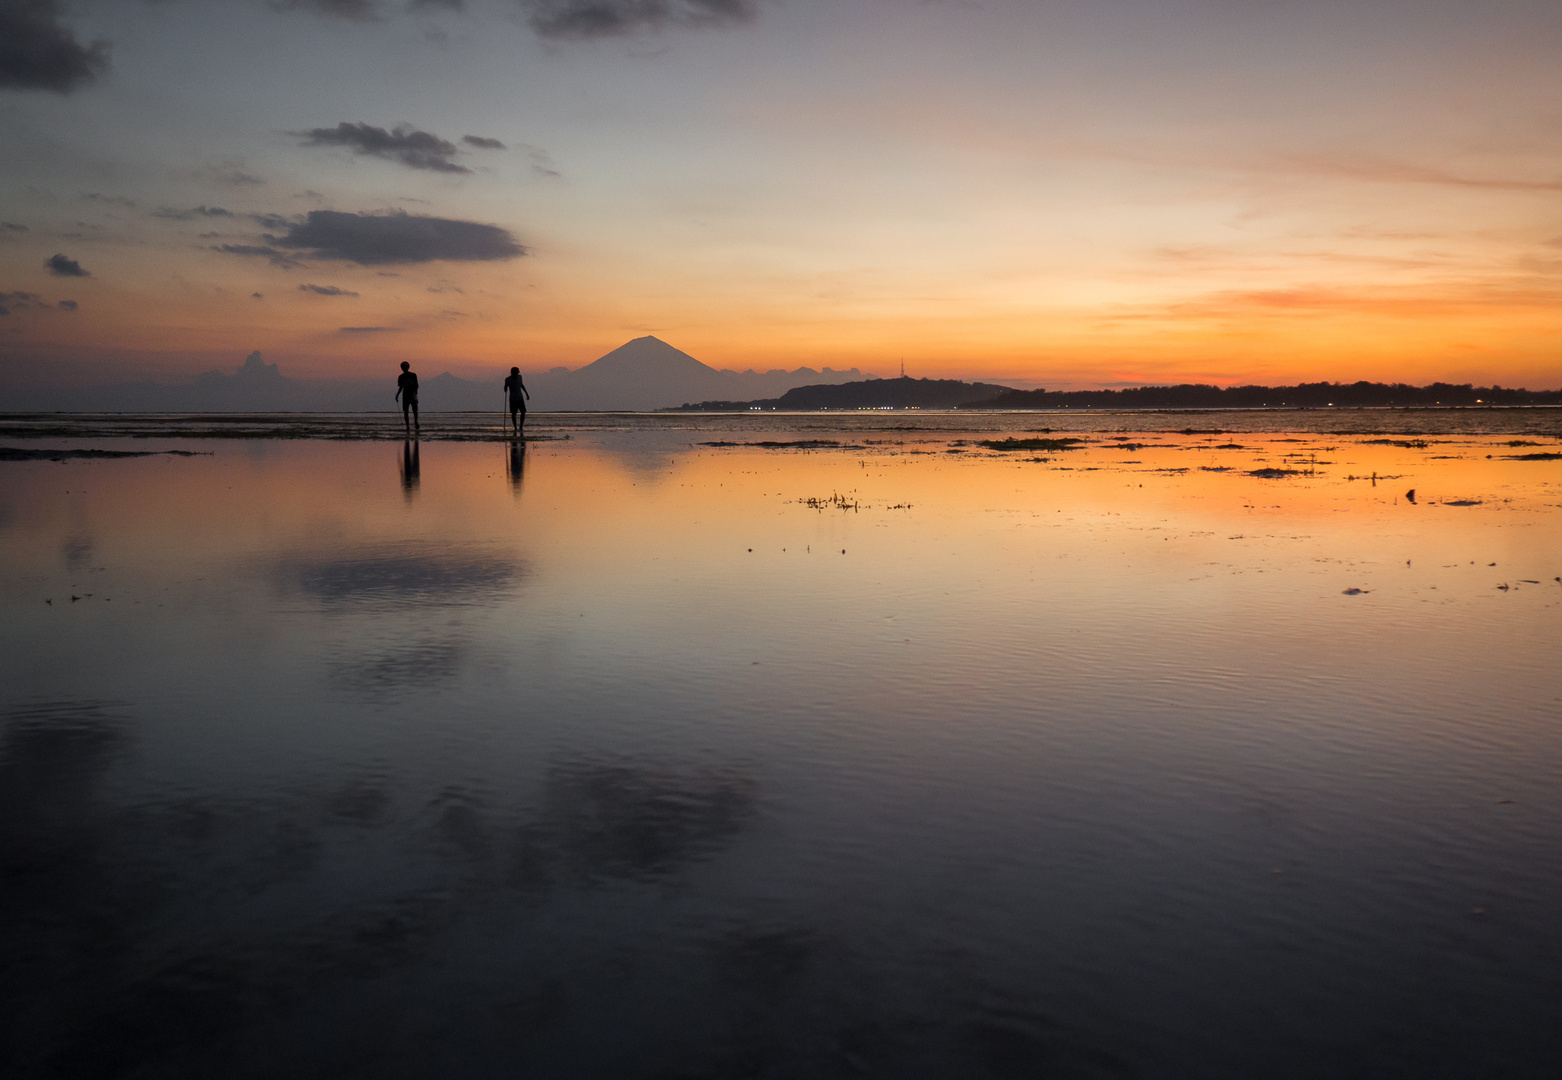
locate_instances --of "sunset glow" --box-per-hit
[3,0,1560,391]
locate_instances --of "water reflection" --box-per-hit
[505,438,525,493]
[276,544,525,607]
[2,429,1561,1078]
[511,762,757,887]
[326,635,465,699]
[399,438,419,498]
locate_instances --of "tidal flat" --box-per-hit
[2,410,1561,1078]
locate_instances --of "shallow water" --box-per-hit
[3,414,1561,1078]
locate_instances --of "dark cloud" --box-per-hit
[462,135,505,150]
[46,253,88,277]
[1,222,28,232]
[213,244,305,269]
[82,192,136,208]
[299,283,359,297]
[252,292,264,299]
[58,299,77,310]
[271,0,381,21]
[152,205,234,221]
[523,0,755,39]
[411,0,465,9]
[0,0,111,93]
[299,122,470,173]
[339,326,400,333]
[272,210,525,265]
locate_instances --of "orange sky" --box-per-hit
[3,0,1560,390]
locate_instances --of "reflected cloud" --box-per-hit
[0,700,127,870]
[276,543,527,607]
[327,635,465,697]
[510,761,757,886]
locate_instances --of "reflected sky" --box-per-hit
[1,421,1561,1077]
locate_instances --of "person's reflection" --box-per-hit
[400,439,421,498]
[505,437,526,494]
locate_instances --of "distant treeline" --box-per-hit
[675,378,1562,412]
[967,381,1562,409]
[674,376,1012,412]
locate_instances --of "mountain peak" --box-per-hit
[575,336,715,379]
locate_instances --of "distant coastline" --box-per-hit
[673,378,1562,412]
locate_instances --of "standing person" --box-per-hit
[395,361,419,433]
[503,366,530,435]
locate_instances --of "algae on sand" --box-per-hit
[978,437,1086,452]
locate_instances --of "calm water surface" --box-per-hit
[3,413,1561,1077]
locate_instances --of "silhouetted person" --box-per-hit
[506,437,526,492]
[401,438,420,496]
[503,366,530,435]
[395,361,419,432]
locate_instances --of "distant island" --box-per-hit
[674,377,1562,411]
[672,376,1013,412]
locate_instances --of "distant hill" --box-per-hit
[673,376,1015,411]
[2,338,869,413]
[964,381,1562,409]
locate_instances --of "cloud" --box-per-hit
[213,244,305,269]
[299,122,470,173]
[272,210,525,265]
[200,161,267,186]
[57,299,76,311]
[1,222,27,232]
[252,292,264,299]
[339,326,400,333]
[1270,152,1562,194]
[82,192,135,208]
[46,253,88,277]
[270,0,380,21]
[0,0,110,93]
[523,0,755,39]
[462,135,505,150]
[152,205,235,221]
[299,283,359,297]
[412,0,465,9]
[249,212,293,231]
[0,290,43,315]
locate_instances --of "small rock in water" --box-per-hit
[1405,488,1416,503]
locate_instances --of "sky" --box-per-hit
[2,0,1560,391]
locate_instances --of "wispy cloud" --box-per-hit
[299,122,470,173]
[152,205,235,221]
[299,283,359,297]
[339,325,400,333]
[270,0,381,22]
[214,244,305,269]
[462,135,505,150]
[0,291,43,315]
[523,0,756,39]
